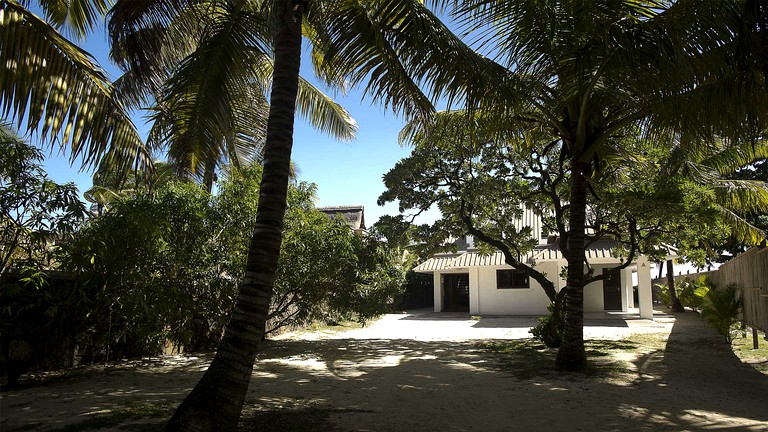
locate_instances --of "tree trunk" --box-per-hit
[667,259,684,312]
[166,2,304,431]
[202,162,216,193]
[555,158,589,371]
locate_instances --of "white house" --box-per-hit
[414,211,672,319]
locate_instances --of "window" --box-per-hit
[497,269,530,289]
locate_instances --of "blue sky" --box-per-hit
[36,18,440,227]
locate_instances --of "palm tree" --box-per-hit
[0,0,151,173]
[663,138,768,311]
[393,0,768,371]
[163,3,304,428]
[108,0,359,191]
[109,0,445,429]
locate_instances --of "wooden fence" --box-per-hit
[739,287,768,333]
[709,247,768,333]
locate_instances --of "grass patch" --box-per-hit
[731,329,768,376]
[268,319,365,339]
[479,339,555,378]
[51,402,175,432]
[306,319,363,333]
[239,406,374,432]
[478,335,666,379]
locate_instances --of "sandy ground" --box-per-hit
[1,310,767,431]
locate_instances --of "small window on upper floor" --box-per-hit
[497,269,530,289]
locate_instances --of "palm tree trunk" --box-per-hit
[202,162,216,193]
[667,259,684,312]
[555,158,589,371]
[166,2,305,431]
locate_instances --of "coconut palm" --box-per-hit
[395,0,768,371]
[662,138,768,311]
[0,0,151,173]
[108,0,359,191]
[108,0,453,429]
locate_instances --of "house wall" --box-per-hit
[474,262,561,315]
[583,264,634,313]
[432,261,637,315]
[584,278,603,312]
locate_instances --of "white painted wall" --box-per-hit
[469,267,481,315]
[474,262,558,315]
[431,261,639,315]
[637,256,654,319]
[584,279,604,312]
[584,264,623,312]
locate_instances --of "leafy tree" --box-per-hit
[643,139,768,311]
[0,126,89,387]
[381,111,767,345]
[0,125,87,274]
[60,164,404,358]
[214,166,405,335]
[62,181,222,357]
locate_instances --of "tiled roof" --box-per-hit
[413,249,539,273]
[413,239,676,273]
[317,205,366,230]
[413,254,462,272]
[531,239,622,262]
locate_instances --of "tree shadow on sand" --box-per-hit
[2,313,767,431]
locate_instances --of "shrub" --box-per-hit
[677,276,711,310]
[699,283,742,343]
[657,276,711,310]
[530,303,563,348]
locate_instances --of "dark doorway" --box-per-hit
[603,268,622,311]
[442,273,470,312]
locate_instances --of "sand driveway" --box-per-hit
[1,310,767,431]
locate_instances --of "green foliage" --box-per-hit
[530,303,564,348]
[1,269,91,383]
[59,165,404,356]
[61,181,221,356]
[657,276,711,310]
[270,191,404,332]
[1,126,87,274]
[678,277,711,310]
[699,283,743,343]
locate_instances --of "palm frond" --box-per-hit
[38,0,111,38]
[0,0,152,173]
[295,75,357,142]
[716,205,766,246]
[146,2,271,179]
[83,184,125,206]
[254,51,358,142]
[108,0,203,75]
[700,140,768,175]
[713,179,768,215]
[311,0,532,121]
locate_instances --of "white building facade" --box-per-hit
[415,237,662,319]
